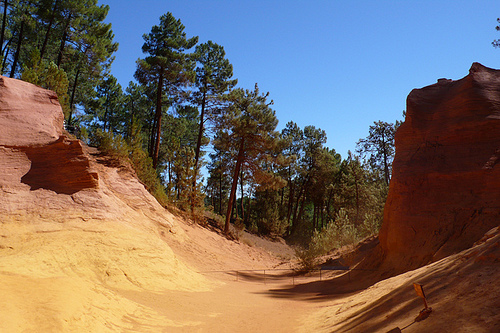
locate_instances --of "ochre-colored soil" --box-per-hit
[2,208,498,332]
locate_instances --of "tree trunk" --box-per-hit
[325,187,334,222]
[225,137,245,234]
[296,197,306,227]
[152,67,163,169]
[218,167,223,215]
[244,196,251,227]
[321,202,325,229]
[286,167,294,225]
[292,176,308,227]
[39,0,59,62]
[290,184,303,235]
[9,19,24,78]
[103,102,109,131]
[312,204,317,230]
[56,13,71,67]
[127,101,135,140]
[191,89,206,211]
[286,184,294,235]
[167,161,172,188]
[239,168,245,221]
[149,113,157,157]
[1,40,9,72]
[0,0,8,61]
[67,66,80,125]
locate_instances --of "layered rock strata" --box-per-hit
[378,63,500,272]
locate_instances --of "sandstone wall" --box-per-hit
[378,63,500,272]
[0,76,98,194]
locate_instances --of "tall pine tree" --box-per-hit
[214,84,282,234]
[135,12,198,169]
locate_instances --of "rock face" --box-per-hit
[0,76,98,194]
[0,76,63,146]
[378,63,500,272]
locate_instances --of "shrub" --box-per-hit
[361,211,382,237]
[21,49,70,117]
[89,129,169,206]
[298,208,362,269]
[89,129,129,162]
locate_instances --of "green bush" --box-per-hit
[361,211,382,236]
[89,129,129,161]
[89,129,169,206]
[21,49,70,117]
[298,208,361,269]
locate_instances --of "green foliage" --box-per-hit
[89,128,169,206]
[190,40,237,212]
[252,190,287,235]
[21,48,70,117]
[1,0,118,128]
[204,146,231,216]
[89,128,129,162]
[8,3,397,251]
[493,18,500,48]
[361,211,383,236]
[356,120,396,186]
[135,12,198,169]
[299,208,361,266]
[87,74,125,133]
[130,143,169,206]
[214,84,284,233]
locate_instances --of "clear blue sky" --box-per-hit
[99,0,500,160]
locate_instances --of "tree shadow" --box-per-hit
[259,268,384,302]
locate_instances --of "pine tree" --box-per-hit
[64,2,118,126]
[88,74,124,133]
[8,0,36,78]
[135,12,198,169]
[356,120,396,186]
[191,40,237,211]
[214,84,282,234]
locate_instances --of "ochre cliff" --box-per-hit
[378,63,500,272]
[0,75,98,194]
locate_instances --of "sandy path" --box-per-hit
[132,218,325,332]
[117,277,317,332]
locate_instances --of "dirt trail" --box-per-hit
[116,279,316,332]
[151,219,321,332]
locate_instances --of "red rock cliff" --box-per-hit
[379,63,500,272]
[0,76,98,194]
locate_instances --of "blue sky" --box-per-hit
[99,0,500,159]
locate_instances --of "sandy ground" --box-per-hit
[116,280,313,332]
[1,210,499,332]
[0,215,318,332]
